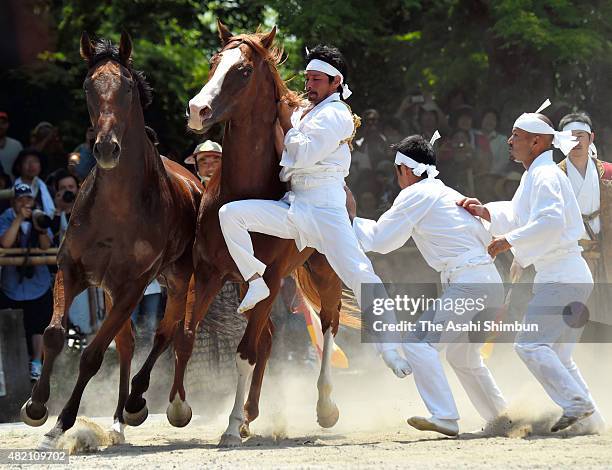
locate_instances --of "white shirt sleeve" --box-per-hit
[353,188,435,254]
[505,172,564,256]
[280,106,353,169]
[484,200,518,236]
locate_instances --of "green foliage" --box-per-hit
[3,0,611,155]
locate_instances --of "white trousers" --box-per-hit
[402,264,507,421]
[514,280,596,417]
[219,192,395,320]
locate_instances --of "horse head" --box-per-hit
[187,20,294,133]
[80,31,152,169]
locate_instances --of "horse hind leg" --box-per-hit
[124,270,191,427]
[307,253,343,428]
[22,268,86,427]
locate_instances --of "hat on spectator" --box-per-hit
[31,121,54,137]
[184,140,222,165]
[13,183,33,199]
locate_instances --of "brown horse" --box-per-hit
[20,32,203,448]
[176,21,357,446]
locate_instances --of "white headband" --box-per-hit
[562,121,592,133]
[513,99,578,156]
[562,121,597,158]
[306,59,352,99]
[394,131,441,179]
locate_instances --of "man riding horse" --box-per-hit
[217,45,411,377]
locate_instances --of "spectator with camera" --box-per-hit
[0,183,53,381]
[12,148,55,216]
[48,169,78,245]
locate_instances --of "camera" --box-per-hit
[62,190,76,203]
[26,209,52,232]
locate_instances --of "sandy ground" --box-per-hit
[1,343,611,469]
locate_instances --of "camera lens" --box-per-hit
[33,211,52,230]
[62,191,76,203]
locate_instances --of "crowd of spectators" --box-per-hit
[348,90,612,220]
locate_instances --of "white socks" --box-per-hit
[237,278,270,313]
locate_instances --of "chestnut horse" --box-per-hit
[173,21,356,446]
[20,32,203,448]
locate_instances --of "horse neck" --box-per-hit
[220,84,285,200]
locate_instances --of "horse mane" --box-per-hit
[85,38,153,109]
[227,31,302,108]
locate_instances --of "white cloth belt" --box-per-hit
[532,247,582,273]
[288,167,346,190]
[440,249,493,284]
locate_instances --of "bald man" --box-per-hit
[458,108,596,433]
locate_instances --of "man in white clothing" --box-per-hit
[218,45,411,378]
[351,134,507,437]
[459,102,596,432]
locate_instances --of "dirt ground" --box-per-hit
[1,344,611,469]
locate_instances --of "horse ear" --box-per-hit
[217,19,232,46]
[261,26,277,49]
[80,31,94,62]
[119,30,133,64]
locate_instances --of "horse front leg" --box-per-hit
[167,267,223,427]
[241,320,274,438]
[219,274,281,448]
[109,318,135,443]
[39,283,146,449]
[22,267,87,427]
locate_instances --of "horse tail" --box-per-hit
[292,266,361,329]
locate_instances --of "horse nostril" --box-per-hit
[199,106,212,121]
[93,142,101,158]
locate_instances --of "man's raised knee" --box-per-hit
[218,201,241,223]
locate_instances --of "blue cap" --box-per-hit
[13,183,33,199]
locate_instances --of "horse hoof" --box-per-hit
[39,425,62,450]
[239,422,250,438]
[317,401,340,428]
[107,420,126,445]
[166,397,192,428]
[123,403,148,427]
[218,433,242,448]
[20,399,48,427]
